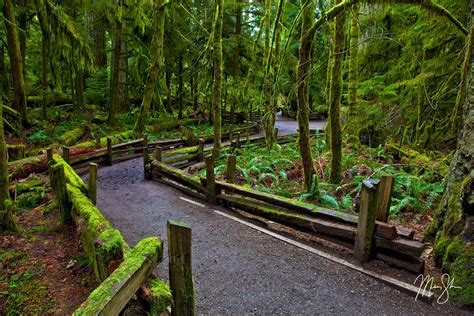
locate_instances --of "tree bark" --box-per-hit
[211,0,223,160]
[0,45,9,97]
[177,56,184,119]
[3,0,27,126]
[108,16,123,125]
[328,0,345,184]
[297,0,317,190]
[134,0,166,134]
[0,101,16,232]
[426,7,474,307]
[346,5,359,138]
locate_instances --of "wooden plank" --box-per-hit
[88,163,98,205]
[107,137,113,165]
[376,176,394,222]
[167,220,194,316]
[354,180,379,263]
[375,253,425,274]
[203,179,414,239]
[375,237,425,257]
[218,194,356,241]
[205,157,216,204]
[151,160,204,193]
[74,237,163,316]
[63,146,70,164]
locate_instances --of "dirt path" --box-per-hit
[87,157,467,315]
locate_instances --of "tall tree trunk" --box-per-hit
[74,68,85,109]
[118,36,129,112]
[0,101,16,232]
[426,8,474,307]
[3,0,27,126]
[177,56,184,119]
[346,5,359,138]
[108,17,123,125]
[191,68,198,111]
[328,0,345,184]
[0,45,9,97]
[35,0,50,120]
[211,0,223,160]
[165,60,172,113]
[297,0,317,190]
[88,9,107,68]
[134,0,166,133]
[263,0,275,149]
[231,0,242,78]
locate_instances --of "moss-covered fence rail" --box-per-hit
[147,153,427,274]
[49,155,172,315]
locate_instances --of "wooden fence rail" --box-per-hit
[147,154,426,274]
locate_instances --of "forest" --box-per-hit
[0,0,473,314]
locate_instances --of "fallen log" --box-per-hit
[57,126,87,146]
[8,154,48,180]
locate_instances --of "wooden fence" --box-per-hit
[146,149,427,274]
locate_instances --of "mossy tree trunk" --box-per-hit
[297,0,317,190]
[346,5,359,139]
[0,101,16,232]
[134,0,166,134]
[426,8,474,307]
[177,56,184,119]
[328,0,345,184]
[3,0,27,126]
[262,0,276,149]
[35,0,50,120]
[108,11,124,125]
[211,0,223,160]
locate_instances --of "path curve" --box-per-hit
[87,117,466,314]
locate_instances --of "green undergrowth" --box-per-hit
[208,137,448,221]
[13,176,47,211]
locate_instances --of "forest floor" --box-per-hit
[89,158,469,314]
[0,176,97,315]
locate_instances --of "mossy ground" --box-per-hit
[0,197,97,315]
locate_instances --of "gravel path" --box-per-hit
[85,116,467,315]
[89,158,466,315]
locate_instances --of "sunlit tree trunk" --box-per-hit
[35,0,50,120]
[3,0,27,126]
[328,0,345,184]
[108,16,123,125]
[297,0,317,190]
[134,0,166,133]
[346,5,359,138]
[211,0,224,160]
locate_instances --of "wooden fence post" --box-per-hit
[88,163,98,204]
[155,146,162,162]
[235,132,241,149]
[376,176,394,222]
[274,128,279,139]
[205,156,216,204]
[47,147,53,180]
[167,220,194,316]
[107,137,113,165]
[197,139,205,162]
[143,135,151,180]
[226,155,236,184]
[354,179,379,263]
[96,133,101,149]
[51,164,72,225]
[62,146,70,164]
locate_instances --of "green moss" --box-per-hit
[441,238,464,271]
[74,237,162,316]
[43,199,58,215]
[449,244,474,307]
[148,279,173,314]
[52,154,87,193]
[57,126,86,146]
[74,130,135,148]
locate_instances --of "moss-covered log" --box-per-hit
[67,184,126,281]
[6,144,25,161]
[74,130,135,148]
[151,159,204,193]
[57,126,87,146]
[8,153,48,181]
[52,154,87,194]
[74,237,165,316]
